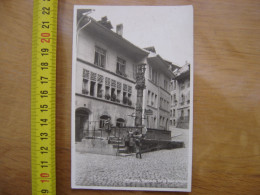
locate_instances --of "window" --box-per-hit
[105,86,110,100]
[90,81,96,96]
[116,90,121,103]
[133,64,137,80]
[94,46,106,67]
[116,118,125,127]
[97,83,103,98]
[152,70,157,84]
[174,80,176,90]
[99,115,110,128]
[116,57,126,76]
[111,88,116,102]
[123,92,127,105]
[187,91,190,104]
[147,91,150,105]
[128,93,132,106]
[181,110,184,118]
[82,79,88,94]
[173,109,175,117]
[181,94,185,105]
[151,93,154,106]
[149,65,158,84]
[164,80,168,91]
[149,65,152,80]
[154,94,157,107]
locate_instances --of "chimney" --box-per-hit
[116,24,123,36]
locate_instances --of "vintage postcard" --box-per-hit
[71,5,193,192]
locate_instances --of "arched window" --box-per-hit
[99,115,110,128]
[116,118,125,127]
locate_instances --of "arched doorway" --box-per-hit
[75,108,90,142]
[116,118,125,127]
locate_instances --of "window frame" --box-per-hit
[116,57,126,76]
[94,46,106,68]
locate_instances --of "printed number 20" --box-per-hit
[41,33,50,43]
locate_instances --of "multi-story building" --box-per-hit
[143,47,178,130]
[170,62,190,129]
[74,12,178,141]
[74,15,148,141]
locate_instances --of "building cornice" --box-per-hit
[159,87,171,95]
[147,104,158,110]
[159,107,170,113]
[177,106,190,110]
[77,58,136,84]
[76,93,135,110]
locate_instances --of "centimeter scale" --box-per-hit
[31,0,58,194]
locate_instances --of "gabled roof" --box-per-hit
[172,63,190,80]
[147,53,175,78]
[78,14,149,61]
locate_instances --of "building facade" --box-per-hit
[170,63,190,129]
[143,47,178,130]
[75,15,148,141]
[74,12,178,141]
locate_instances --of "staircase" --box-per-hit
[108,136,132,157]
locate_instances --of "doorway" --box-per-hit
[75,108,90,142]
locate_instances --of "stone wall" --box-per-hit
[146,128,171,141]
[76,138,117,156]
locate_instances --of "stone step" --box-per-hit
[112,144,125,148]
[118,148,128,153]
[109,140,123,144]
[118,153,132,157]
[109,137,123,141]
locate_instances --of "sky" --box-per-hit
[76,5,193,67]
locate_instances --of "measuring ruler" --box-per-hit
[31,0,58,194]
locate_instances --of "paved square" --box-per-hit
[75,146,188,189]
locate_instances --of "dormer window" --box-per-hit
[116,57,126,77]
[94,46,106,68]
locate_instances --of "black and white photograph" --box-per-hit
[71,5,193,192]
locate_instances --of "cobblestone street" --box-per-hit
[75,146,189,189]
